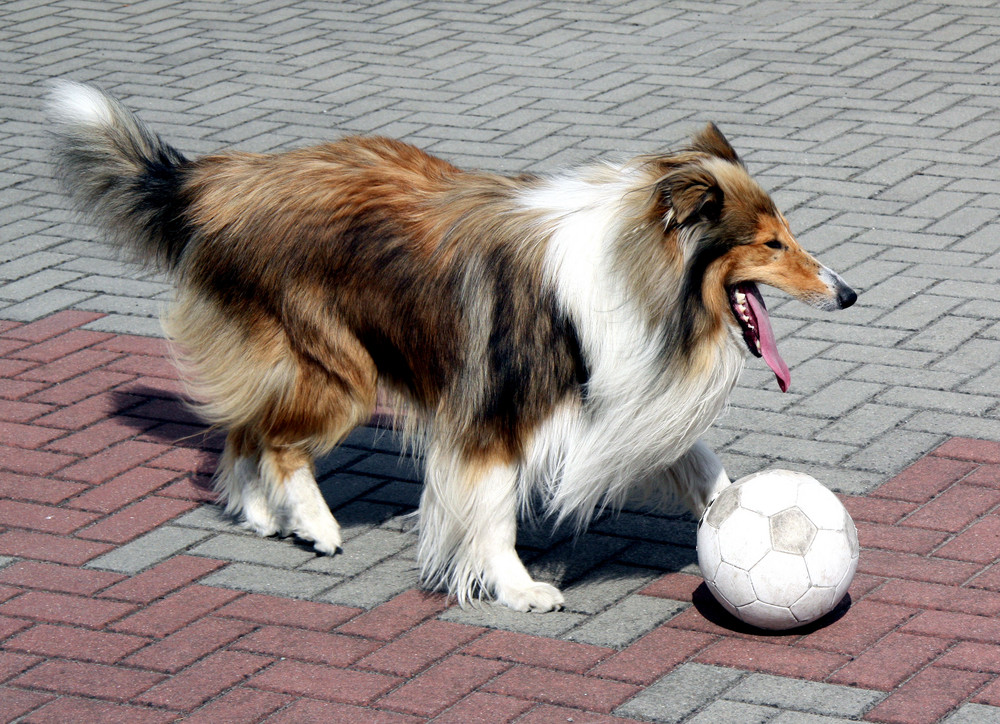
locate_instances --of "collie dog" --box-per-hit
[48,81,856,612]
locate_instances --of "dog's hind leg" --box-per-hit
[257,444,342,555]
[169,291,378,554]
[418,444,564,612]
[214,427,280,537]
[249,364,376,555]
[215,430,342,552]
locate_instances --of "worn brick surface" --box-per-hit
[866,667,993,724]
[249,658,402,705]
[380,655,512,718]
[5,0,1000,721]
[828,633,951,690]
[121,617,258,674]
[11,659,164,702]
[17,696,178,724]
[214,592,363,631]
[134,650,273,711]
[355,620,486,677]
[337,589,449,641]
[4,624,149,665]
[231,624,380,668]
[462,629,614,674]
[97,554,227,604]
[180,688,292,724]
[589,626,717,686]
[0,560,123,596]
[0,591,135,629]
[482,664,641,714]
[431,692,535,724]
[695,639,850,682]
[109,585,242,638]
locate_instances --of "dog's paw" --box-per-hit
[288,517,342,556]
[304,529,343,556]
[238,506,281,538]
[289,509,343,556]
[496,581,565,613]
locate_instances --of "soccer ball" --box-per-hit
[697,469,859,630]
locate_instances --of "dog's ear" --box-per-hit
[689,123,742,166]
[660,165,724,226]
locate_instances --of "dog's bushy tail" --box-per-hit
[47,80,193,273]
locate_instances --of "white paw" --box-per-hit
[238,507,281,537]
[283,468,342,555]
[496,581,565,613]
[296,523,342,556]
[287,508,342,555]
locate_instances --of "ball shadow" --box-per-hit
[691,581,852,636]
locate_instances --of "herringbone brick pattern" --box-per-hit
[0,314,998,722]
[5,0,1000,497]
[5,0,1000,721]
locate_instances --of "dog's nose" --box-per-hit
[838,284,857,309]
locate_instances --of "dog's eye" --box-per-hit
[765,240,784,250]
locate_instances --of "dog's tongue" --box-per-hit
[746,286,791,392]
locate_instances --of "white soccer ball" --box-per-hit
[697,469,859,630]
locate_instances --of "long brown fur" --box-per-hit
[48,82,856,611]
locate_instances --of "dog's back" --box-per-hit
[49,82,855,613]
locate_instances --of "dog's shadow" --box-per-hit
[108,384,706,598]
[111,384,220,486]
[109,385,414,530]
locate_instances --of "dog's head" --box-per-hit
[650,124,856,392]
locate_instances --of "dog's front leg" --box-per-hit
[417,444,564,612]
[643,439,732,519]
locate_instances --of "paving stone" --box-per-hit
[563,594,687,649]
[84,526,211,574]
[845,429,946,474]
[188,532,320,568]
[5,2,1000,721]
[0,269,83,301]
[686,700,777,724]
[439,600,587,639]
[944,703,1000,723]
[559,564,661,616]
[299,527,412,576]
[614,663,745,723]
[318,555,421,609]
[769,714,865,724]
[868,666,992,724]
[525,530,633,591]
[814,404,913,446]
[170,505,248,534]
[198,562,337,599]
[906,412,1000,443]
[0,289,96,321]
[724,674,885,719]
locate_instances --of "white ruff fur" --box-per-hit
[518,166,745,526]
[415,166,744,610]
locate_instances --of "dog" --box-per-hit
[47,81,856,612]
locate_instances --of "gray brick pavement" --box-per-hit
[616,663,748,723]
[6,0,1000,720]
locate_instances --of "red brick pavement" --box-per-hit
[0,311,999,722]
